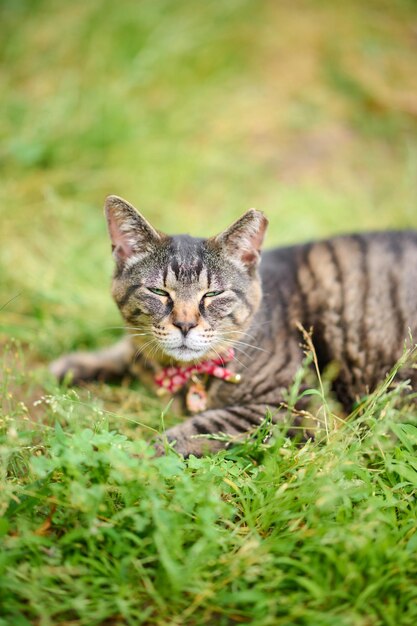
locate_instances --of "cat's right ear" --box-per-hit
[212,209,268,271]
[104,195,163,268]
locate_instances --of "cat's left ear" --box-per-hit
[212,209,268,270]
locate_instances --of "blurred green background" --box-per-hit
[1,0,416,358]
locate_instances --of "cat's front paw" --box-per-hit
[49,352,99,384]
[157,424,226,458]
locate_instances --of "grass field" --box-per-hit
[1,0,417,624]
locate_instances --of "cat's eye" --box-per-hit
[148,287,169,297]
[204,290,224,298]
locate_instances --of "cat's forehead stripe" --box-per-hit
[168,235,206,282]
[165,262,209,292]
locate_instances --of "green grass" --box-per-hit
[2,344,417,625]
[1,0,417,624]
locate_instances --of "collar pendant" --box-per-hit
[186,378,208,413]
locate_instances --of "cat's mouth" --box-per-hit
[165,345,207,362]
[158,341,211,362]
[155,331,219,363]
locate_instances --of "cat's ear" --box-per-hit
[212,209,268,269]
[104,195,164,267]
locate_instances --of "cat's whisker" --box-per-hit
[227,350,248,371]
[103,325,150,332]
[219,335,270,354]
[133,338,158,363]
[224,322,272,338]
[218,335,272,367]
[222,329,258,340]
[211,346,233,368]
[220,341,252,364]
[246,320,274,333]
[221,329,263,343]
[144,345,162,368]
[144,341,161,367]
[231,341,270,354]
[212,343,248,370]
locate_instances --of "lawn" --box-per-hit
[1,0,417,624]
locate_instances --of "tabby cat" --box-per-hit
[50,195,417,456]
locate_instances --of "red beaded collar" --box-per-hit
[154,347,240,395]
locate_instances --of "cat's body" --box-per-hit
[51,196,417,456]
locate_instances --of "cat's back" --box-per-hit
[262,229,417,310]
[261,230,417,403]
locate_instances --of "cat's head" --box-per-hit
[105,195,268,363]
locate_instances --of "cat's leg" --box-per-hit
[157,403,281,457]
[50,336,136,384]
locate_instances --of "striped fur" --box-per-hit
[50,196,417,456]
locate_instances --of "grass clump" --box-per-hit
[2,346,417,625]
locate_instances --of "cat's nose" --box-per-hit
[173,320,198,337]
